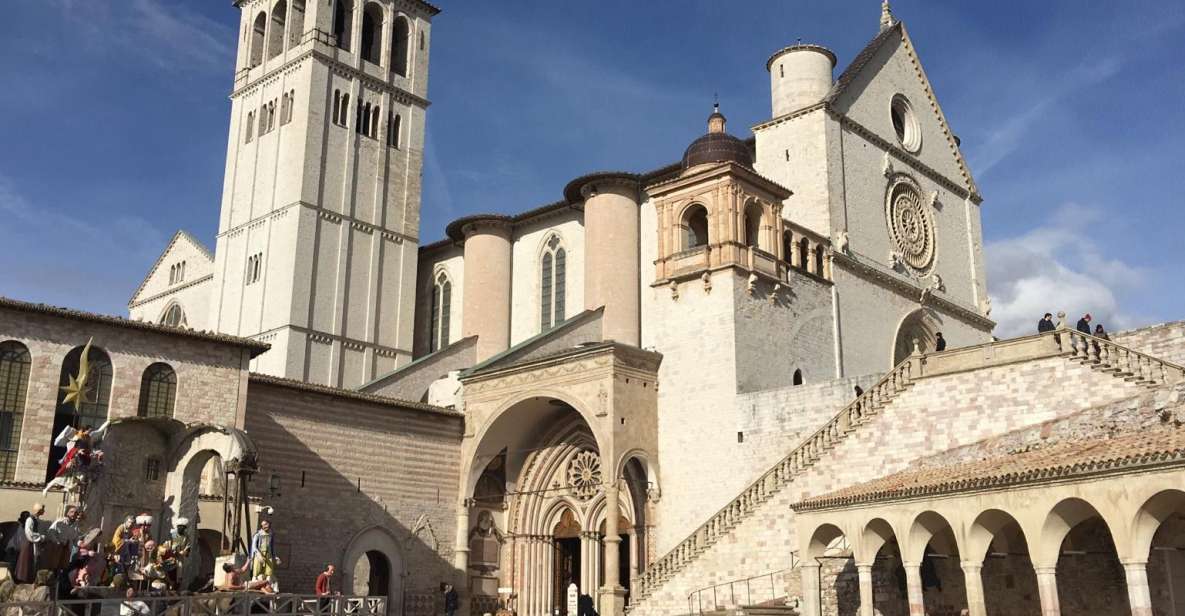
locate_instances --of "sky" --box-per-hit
[1,1,1182,338]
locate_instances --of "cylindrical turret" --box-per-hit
[766,44,836,118]
[452,215,513,362]
[566,173,641,346]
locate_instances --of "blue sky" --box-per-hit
[1,1,1182,337]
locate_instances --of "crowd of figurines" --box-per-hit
[3,507,194,601]
[3,507,284,604]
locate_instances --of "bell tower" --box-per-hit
[211,0,438,388]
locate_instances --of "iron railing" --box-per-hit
[686,558,797,615]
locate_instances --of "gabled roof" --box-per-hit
[462,307,605,376]
[0,296,270,357]
[249,373,461,417]
[825,22,980,200]
[128,230,214,307]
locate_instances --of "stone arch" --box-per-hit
[857,517,897,564]
[906,511,967,614]
[341,525,406,605]
[462,390,608,500]
[892,308,942,366]
[968,509,1039,616]
[967,508,1028,564]
[680,203,710,249]
[805,523,847,561]
[1035,497,1111,568]
[1129,488,1185,562]
[249,11,267,67]
[359,2,384,65]
[268,0,286,59]
[390,14,410,76]
[905,510,960,564]
[743,199,765,249]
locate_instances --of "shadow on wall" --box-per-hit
[245,412,458,616]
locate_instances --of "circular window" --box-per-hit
[890,95,921,152]
[885,177,935,271]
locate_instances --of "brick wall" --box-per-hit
[0,304,252,485]
[243,379,463,602]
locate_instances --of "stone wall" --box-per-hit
[1113,320,1185,366]
[243,377,463,604]
[629,353,1149,615]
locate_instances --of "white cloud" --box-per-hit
[986,203,1146,338]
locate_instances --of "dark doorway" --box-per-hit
[364,550,390,596]
[554,537,581,614]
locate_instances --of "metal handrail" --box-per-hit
[686,559,797,615]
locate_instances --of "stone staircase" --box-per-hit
[629,359,919,607]
[627,331,1185,613]
[1057,329,1185,387]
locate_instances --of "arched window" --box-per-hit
[387,112,401,148]
[341,93,350,127]
[814,245,825,276]
[0,341,31,481]
[429,272,451,353]
[161,304,186,327]
[798,238,810,270]
[744,202,763,249]
[266,100,277,132]
[288,0,306,49]
[782,231,794,265]
[138,363,177,419]
[539,235,566,331]
[370,106,381,139]
[249,12,267,67]
[360,3,383,65]
[280,93,290,126]
[333,0,354,51]
[245,111,255,143]
[49,344,113,480]
[682,204,709,250]
[356,100,364,134]
[268,1,287,59]
[391,16,410,77]
[333,90,343,127]
[792,369,803,386]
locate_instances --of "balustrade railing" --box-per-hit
[0,593,387,616]
[1056,329,1185,386]
[631,358,918,604]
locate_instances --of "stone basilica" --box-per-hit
[2,2,1185,616]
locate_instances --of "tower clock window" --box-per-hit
[392,16,410,77]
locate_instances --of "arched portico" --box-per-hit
[892,308,942,365]
[455,342,661,616]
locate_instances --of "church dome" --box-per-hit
[681,104,752,170]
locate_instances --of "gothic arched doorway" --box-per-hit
[342,526,405,609]
[553,509,582,615]
[359,550,391,597]
[893,309,940,365]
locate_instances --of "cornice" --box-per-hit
[251,323,411,358]
[833,251,994,329]
[129,274,214,310]
[230,48,431,111]
[217,201,418,245]
[645,161,792,200]
[831,110,981,204]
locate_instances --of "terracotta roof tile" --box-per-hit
[793,427,1185,511]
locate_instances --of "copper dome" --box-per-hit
[681,105,752,169]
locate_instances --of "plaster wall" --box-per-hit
[509,214,585,346]
[753,108,831,237]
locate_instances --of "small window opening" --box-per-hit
[792,369,803,386]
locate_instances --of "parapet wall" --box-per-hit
[1114,320,1185,366]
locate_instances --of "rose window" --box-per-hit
[886,179,935,271]
[567,450,602,501]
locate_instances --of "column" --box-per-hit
[454,504,471,572]
[599,481,627,616]
[856,563,874,616]
[1122,561,1153,616]
[903,562,925,616]
[799,563,822,616]
[627,529,638,587]
[961,561,986,616]
[1034,566,1061,616]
